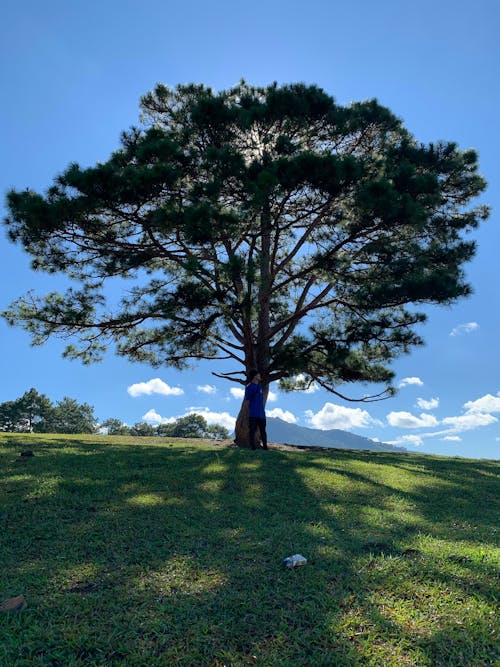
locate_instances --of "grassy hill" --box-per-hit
[0,433,498,666]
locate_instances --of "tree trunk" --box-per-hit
[257,201,272,384]
[234,399,254,447]
[234,399,263,448]
[234,200,272,448]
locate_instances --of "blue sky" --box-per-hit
[1,0,499,459]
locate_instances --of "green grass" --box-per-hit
[0,433,498,666]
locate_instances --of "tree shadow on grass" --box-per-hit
[0,436,498,666]
[296,450,499,547]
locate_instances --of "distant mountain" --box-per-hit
[266,417,407,453]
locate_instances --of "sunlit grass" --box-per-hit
[0,432,498,666]
[127,492,166,507]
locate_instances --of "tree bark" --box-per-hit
[235,199,273,448]
[257,201,272,385]
[234,399,254,447]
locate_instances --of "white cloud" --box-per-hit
[387,411,439,428]
[385,400,499,446]
[267,389,278,402]
[387,434,423,447]
[464,393,500,414]
[416,397,439,411]
[398,377,424,389]
[450,322,479,337]
[127,378,184,398]
[305,402,376,430]
[267,407,297,423]
[441,413,497,431]
[143,407,236,431]
[142,409,175,424]
[230,387,245,399]
[418,393,500,438]
[197,384,216,395]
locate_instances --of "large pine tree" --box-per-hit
[3,82,488,444]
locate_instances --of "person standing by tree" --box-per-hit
[245,370,268,451]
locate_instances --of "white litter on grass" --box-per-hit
[282,554,307,569]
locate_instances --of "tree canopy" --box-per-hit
[3,82,488,411]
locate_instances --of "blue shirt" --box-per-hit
[245,382,266,418]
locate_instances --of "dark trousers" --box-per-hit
[249,416,268,450]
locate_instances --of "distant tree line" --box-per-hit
[0,388,230,439]
[0,388,97,434]
[101,414,229,439]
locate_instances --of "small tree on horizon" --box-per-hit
[0,390,97,434]
[3,82,488,445]
[130,421,156,437]
[100,418,131,436]
[17,388,53,432]
[0,400,22,432]
[47,397,97,434]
